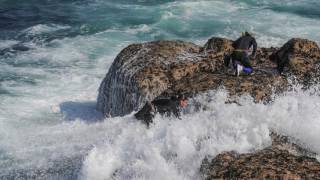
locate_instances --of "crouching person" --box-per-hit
[232,31,257,76]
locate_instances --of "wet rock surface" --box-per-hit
[270,38,320,88]
[97,37,320,117]
[200,132,320,180]
[97,40,202,116]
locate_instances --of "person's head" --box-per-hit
[241,31,252,37]
[245,31,251,36]
[178,94,188,108]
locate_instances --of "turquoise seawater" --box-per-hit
[1,0,320,179]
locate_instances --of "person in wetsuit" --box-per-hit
[231,32,257,76]
[134,95,188,126]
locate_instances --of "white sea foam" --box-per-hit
[80,88,320,180]
[0,32,126,173]
[0,40,19,50]
[20,24,71,36]
[155,0,320,46]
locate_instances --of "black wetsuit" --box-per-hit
[134,101,155,125]
[134,97,181,126]
[231,35,257,68]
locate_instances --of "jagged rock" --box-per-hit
[97,37,320,117]
[202,37,234,55]
[200,133,320,180]
[270,38,320,80]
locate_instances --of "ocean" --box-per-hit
[1,0,320,179]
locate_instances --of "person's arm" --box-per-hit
[251,37,257,58]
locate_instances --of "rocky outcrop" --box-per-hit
[96,37,320,179]
[270,38,320,82]
[97,37,320,117]
[97,39,230,117]
[200,133,320,180]
[97,40,204,116]
[202,37,234,54]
